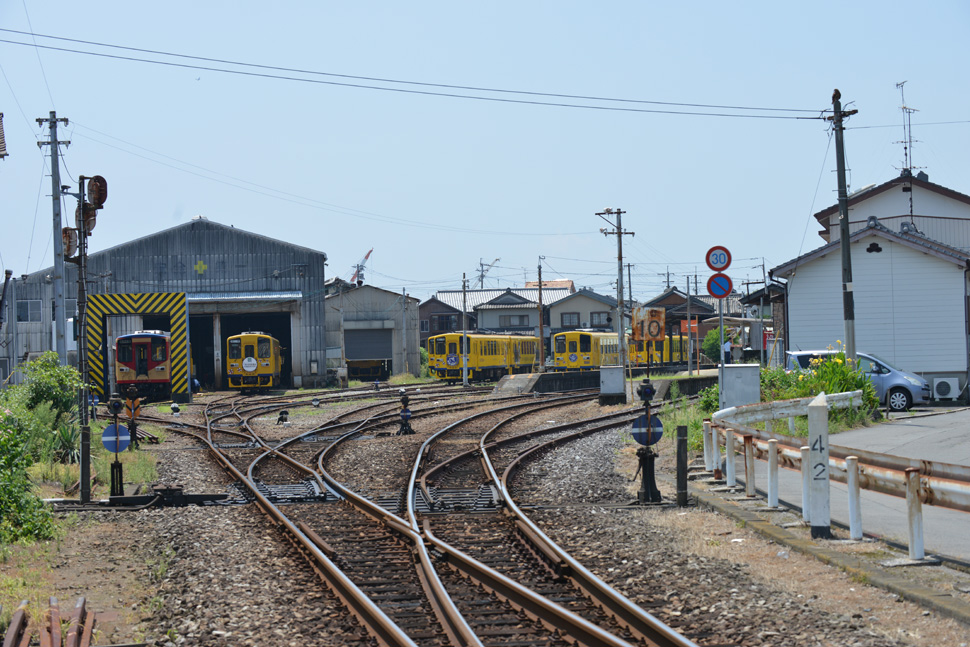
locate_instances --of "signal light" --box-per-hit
[75,202,97,234]
[62,227,78,258]
[87,175,108,208]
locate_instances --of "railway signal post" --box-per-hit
[105,394,128,498]
[632,379,663,504]
[397,389,414,435]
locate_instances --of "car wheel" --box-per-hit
[887,388,912,412]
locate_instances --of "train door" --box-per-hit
[135,340,149,377]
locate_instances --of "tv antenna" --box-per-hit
[894,81,920,175]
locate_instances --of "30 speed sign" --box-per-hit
[706,246,731,272]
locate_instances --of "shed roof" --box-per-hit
[433,287,571,312]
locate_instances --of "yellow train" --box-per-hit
[551,331,689,370]
[226,331,284,390]
[427,332,540,382]
[629,335,689,365]
[551,331,619,371]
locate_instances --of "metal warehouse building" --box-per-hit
[1,217,329,398]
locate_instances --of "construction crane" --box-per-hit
[350,248,373,286]
[478,258,500,288]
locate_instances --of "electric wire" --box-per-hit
[0,28,825,117]
[0,35,826,120]
[15,7,55,109]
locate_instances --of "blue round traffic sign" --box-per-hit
[102,424,130,453]
[401,408,412,421]
[632,414,663,446]
[707,273,733,299]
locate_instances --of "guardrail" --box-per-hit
[706,391,970,559]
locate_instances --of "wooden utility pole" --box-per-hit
[829,89,859,362]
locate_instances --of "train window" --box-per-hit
[554,336,565,354]
[579,334,591,353]
[448,342,457,355]
[258,338,271,358]
[568,340,577,353]
[228,339,241,359]
[117,339,132,362]
[245,344,255,358]
[435,338,445,355]
[151,339,167,361]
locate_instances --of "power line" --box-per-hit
[0,32,826,120]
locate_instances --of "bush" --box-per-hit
[701,326,734,364]
[0,411,56,543]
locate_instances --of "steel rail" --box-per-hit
[404,397,660,647]
[194,401,421,647]
[496,422,701,647]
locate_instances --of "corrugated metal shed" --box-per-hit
[2,218,329,390]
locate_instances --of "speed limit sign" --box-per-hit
[706,246,731,272]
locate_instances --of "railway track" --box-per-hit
[83,386,697,646]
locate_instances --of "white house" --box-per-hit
[771,215,970,398]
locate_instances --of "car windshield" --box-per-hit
[862,353,900,372]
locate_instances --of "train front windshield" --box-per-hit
[117,339,132,362]
[258,338,271,358]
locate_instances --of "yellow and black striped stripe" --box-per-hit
[85,292,188,399]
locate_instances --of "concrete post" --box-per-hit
[847,456,862,540]
[767,439,779,508]
[725,427,736,487]
[905,468,925,560]
[808,392,832,539]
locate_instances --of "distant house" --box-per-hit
[474,289,541,334]
[547,288,620,334]
[419,287,572,347]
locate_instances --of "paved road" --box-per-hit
[734,406,970,562]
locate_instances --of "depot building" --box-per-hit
[1,217,420,399]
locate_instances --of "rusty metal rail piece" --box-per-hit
[2,600,29,647]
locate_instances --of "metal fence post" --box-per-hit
[677,425,688,506]
[743,435,756,497]
[767,439,778,508]
[800,446,811,523]
[703,419,713,472]
[847,456,862,540]
[905,468,925,560]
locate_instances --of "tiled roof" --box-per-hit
[434,288,571,312]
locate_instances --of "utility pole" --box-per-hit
[537,258,544,372]
[37,111,70,365]
[402,288,408,375]
[626,263,634,305]
[598,208,634,385]
[828,89,859,362]
[686,277,692,376]
[461,274,468,386]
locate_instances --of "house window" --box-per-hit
[16,300,42,323]
[431,314,458,332]
[499,314,529,327]
[420,320,430,333]
[561,312,579,328]
[590,311,610,327]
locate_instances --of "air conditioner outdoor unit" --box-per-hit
[933,377,960,400]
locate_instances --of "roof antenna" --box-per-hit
[894,81,921,221]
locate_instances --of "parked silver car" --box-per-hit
[785,350,931,412]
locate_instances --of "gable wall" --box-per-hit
[787,235,967,374]
[829,186,970,250]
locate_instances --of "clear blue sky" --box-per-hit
[2,2,968,303]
